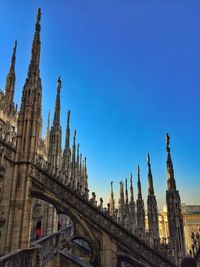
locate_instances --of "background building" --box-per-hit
[159,205,200,253]
[182,204,200,252]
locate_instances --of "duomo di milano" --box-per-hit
[0,8,199,267]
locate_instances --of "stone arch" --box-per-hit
[56,208,102,266]
[30,189,102,266]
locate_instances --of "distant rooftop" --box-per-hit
[182,204,200,214]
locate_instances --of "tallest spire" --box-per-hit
[28,8,41,76]
[17,8,42,159]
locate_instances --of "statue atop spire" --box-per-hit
[166,133,176,190]
[111,181,114,196]
[166,132,170,154]
[67,110,70,128]
[57,75,61,89]
[147,153,154,195]
[10,40,17,72]
[36,7,41,26]
[73,129,76,142]
[137,165,140,178]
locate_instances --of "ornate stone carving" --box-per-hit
[0,120,17,148]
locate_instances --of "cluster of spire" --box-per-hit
[108,135,178,248]
[0,8,185,263]
[0,8,89,196]
[44,57,88,196]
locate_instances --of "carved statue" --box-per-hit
[166,133,170,152]
[67,110,70,126]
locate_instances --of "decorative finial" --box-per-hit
[147,153,154,195]
[147,153,152,173]
[166,133,176,190]
[166,133,170,153]
[27,8,41,76]
[37,8,41,24]
[11,40,17,69]
[111,181,113,191]
[67,110,70,126]
[35,8,41,32]
[147,153,150,165]
[137,165,140,179]
[14,40,17,51]
[74,129,76,140]
[57,76,61,90]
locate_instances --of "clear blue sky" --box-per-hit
[0,0,200,207]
